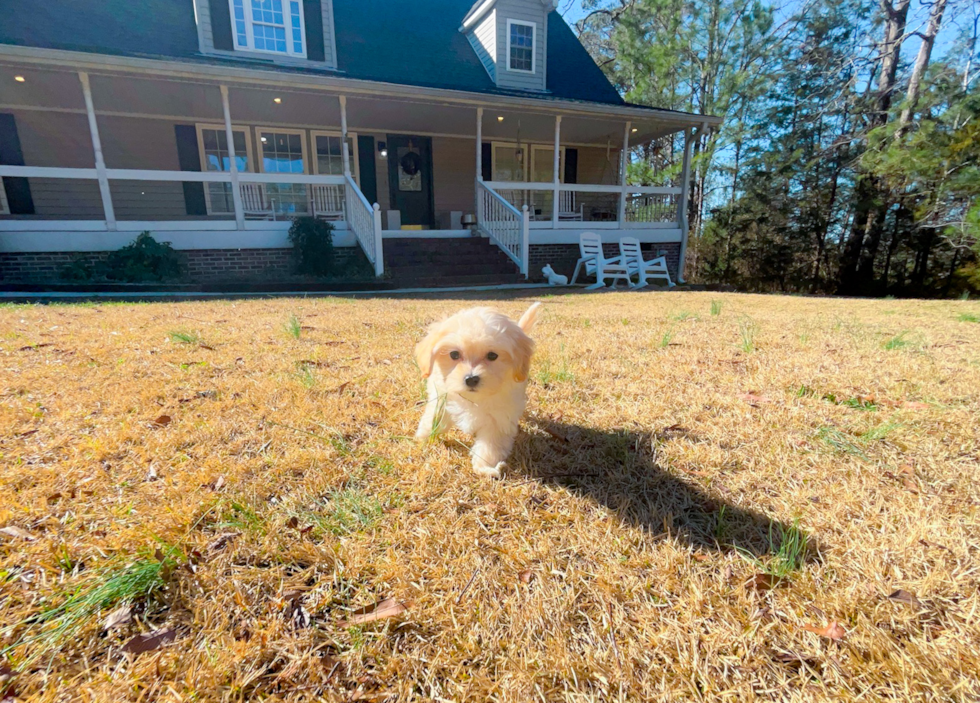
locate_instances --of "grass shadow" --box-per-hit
[514,416,820,561]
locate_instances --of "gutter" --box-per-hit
[0,44,723,127]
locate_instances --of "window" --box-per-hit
[312,131,359,183]
[491,142,528,182]
[196,125,252,215]
[229,0,306,58]
[0,183,9,215]
[507,20,535,73]
[256,128,310,214]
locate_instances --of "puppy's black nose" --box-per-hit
[465,374,480,388]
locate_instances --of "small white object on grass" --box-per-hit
[542,264,568,286]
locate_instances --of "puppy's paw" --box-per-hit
[473,460,506,479]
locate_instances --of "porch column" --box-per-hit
[551,115,561,227]
[78,72,116,231]
[617,121,631,225]
[677,125,696,283]
[475,107,483,220]
[339,95,351,177]
[219,85,246,230]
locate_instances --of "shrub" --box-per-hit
[289,217,335,277]
[103,232,183,282]
[59,258,96,282]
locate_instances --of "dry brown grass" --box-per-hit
[1,291,979,702]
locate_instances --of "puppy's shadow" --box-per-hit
[514,417,819,559]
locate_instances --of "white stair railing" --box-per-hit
[344,174,383,277]
[476,180,530,277]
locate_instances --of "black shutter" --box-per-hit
[303,0,325,62]
[357,135,377,204]
[0,113,35,215]
[564,148,578,184]
[481,142,492,181]
[209,0,235,50]
[174,125,208,216]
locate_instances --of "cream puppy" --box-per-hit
[415,303,541,478]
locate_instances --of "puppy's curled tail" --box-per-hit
[518,302,542,333]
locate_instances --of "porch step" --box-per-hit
[384,236,524,288]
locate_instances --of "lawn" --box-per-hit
[1,291,978,701]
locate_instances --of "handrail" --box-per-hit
[483,180,681,195]
[476,179,529,277]
[344,173,384,277]
[0,165,347,186]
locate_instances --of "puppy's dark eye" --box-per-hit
[449,351,461,360]
[487,352,498,361]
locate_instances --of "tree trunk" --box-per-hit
[838,0,911,295]
[897,0,947,137]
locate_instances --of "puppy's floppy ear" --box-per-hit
[517,302,541,334]
[511,329,535,383]
[414,323,445,378]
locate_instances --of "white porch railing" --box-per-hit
[0,165,385,277]
[476,180,530,277]
[344,174,384,277]
[483,181,682,229]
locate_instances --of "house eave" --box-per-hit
[0,43,723,127]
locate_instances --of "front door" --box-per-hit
[387,135,434,228]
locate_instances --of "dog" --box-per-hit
[542,264,568,286]
[414,303,541,478]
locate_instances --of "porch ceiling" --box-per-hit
[1,62,698,145]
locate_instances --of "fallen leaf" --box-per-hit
[519,570,535,584]
[339,598,407,627]
[802,621,846,640]
[121,627,176,655]
[901,401,930,410]
[286,516,299,529]
[46,492,63,505]
[17,429,38,437]
[198,344,215,351]
[746,573,784,591]
[212,476,225,491]
[299,524,314,535]
[662,424,689,434]
[207,532,239,553]
[151,415,172,428]
[692,553,711,562]
[740,392,775,407]
[331,381,351,394]
[103,605,133,631]
[887,589,924,609]
[0,526,36,541]
[543,427,569,443]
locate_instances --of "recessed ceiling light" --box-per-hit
[497,116,504,122]
[631,128,638,133]
[14,75,26,82]
[273,97,282,104]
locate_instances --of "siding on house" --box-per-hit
[467,10,497,82]
[494,0,548,92]
[194,0,338,69]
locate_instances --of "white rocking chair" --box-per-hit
[619,237,675,287]
[240,183,272,219]
[570,232,634,290]
[311,184,345,221]
[557,191,584,221]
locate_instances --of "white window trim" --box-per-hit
[506,19,536,74]
[530,145,566,184]
[310,130,360,184]
[196,123,254,216]
[490,141,528,182]
[254,127,310,174]
[228,0,308,59]
[0,182,9,215]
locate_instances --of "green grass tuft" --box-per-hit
[710,300,722,316]
[883,332,912,350]
[169,330,200,345]
[958,313,979,323]
[285,315,302,339]
[738,316,757,353]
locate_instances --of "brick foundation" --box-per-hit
[529,242,681,283]
[0,247,369,283]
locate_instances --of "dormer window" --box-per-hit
[507,20,535,73]
[230,0,307,58]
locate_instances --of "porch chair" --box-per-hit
[570,232,634,290]
[619,237,675,287]
[240,183,271,219]
[311,184,345,221]
[557,191,584,221]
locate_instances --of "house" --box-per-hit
[0,0,721,287]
